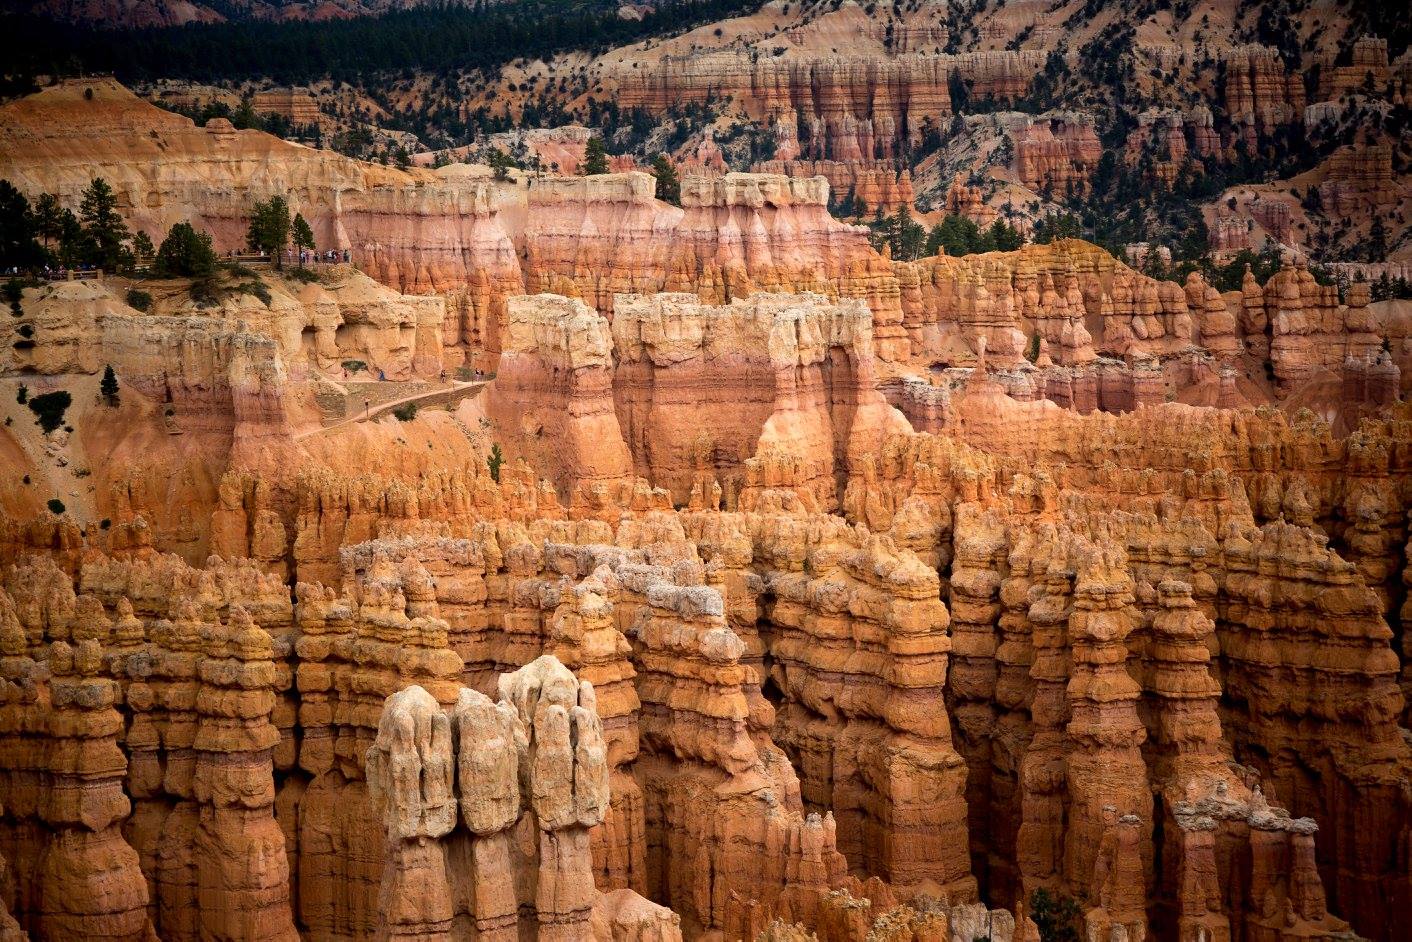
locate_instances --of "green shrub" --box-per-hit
[286,267,320,284]
[1029,888,1081,942]
[487,442,504,482]
[189,275,219,306]
[99,518,111,529]
[27,390,71,434]
[46,498,65,515]
[236,280,272,306]
[125,289,152,311]
[154,222,218,278]
[4,279,24,317]
[341,359,367,373]
[393,402,418,422]
[16,384,27,404]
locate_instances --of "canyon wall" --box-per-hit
[488,291,909,507]
[0,83,894,363]
[3,80,1398,407]
[0,62,1408,942]
[5,373,1407,938]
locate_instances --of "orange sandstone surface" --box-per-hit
[0,78,1410,942]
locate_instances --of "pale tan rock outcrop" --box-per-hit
[612,48,1044,163]
[1,84,912,365]
[683,512,974,900]
[365,657,673,940]
[518,172,899,337]
[2,373,1408,940]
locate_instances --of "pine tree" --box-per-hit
[292,213,316,263]
[33,193,64,253]
[893,207,926,261]
[56,209,89,270]
[232,96,262,131]
[1369,216,1388,261]
[987,219,1023,252]
[247,196,292,268]
[78,178,132,271]
[0,180,47,271]
[100,364,120,407]
[649,154,681,206]
[579,136,609,175]
[132,230,155,261]
[154,222,218,278]
[486,148,518,180]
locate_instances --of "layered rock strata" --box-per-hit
[365,657,678,940]
[489,291,909,506]
[753,161,914,215]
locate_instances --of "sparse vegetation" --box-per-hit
[27,389,72,434]
[292,212,316,261]
[100,364,120,407]
[46,498,65,515]
[131,229,154,260]
[78,177,132,272]
[0,181,49,272]
[2,1,764,89]
[868,207,927,261]
[3,277,25,317]
[125,288,152,311]
[1029,888,1081,942]
[488,442,504,482]
[392,402,418,421]
[925,215,1023,257]
[235,280,273,306]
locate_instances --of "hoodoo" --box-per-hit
[0,0,1410,938]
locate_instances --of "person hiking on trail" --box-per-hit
[378,369,386,381]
